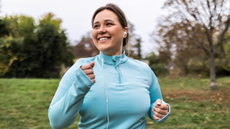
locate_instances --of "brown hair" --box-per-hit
[91,3,130,47]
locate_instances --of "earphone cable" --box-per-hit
[103,54,122,129]
[103,36,124,129]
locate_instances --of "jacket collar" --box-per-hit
[98,50,128,65]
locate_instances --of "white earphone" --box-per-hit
[123,31,126,38]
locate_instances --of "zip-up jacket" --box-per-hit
[48,51,171,129]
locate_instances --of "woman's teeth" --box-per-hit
[99,38,109,40]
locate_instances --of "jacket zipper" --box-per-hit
[114,63,122,84]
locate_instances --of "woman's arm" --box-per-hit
[147,72,171,123]
[48,60,94,129]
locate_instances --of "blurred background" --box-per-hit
[0,0,230,129]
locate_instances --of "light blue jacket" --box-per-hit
[48,51,171,129]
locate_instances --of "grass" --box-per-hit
[0,77,229,129]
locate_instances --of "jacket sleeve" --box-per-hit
[147,71,171,123]
[48,60,93,129]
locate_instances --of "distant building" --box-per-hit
[72,38,99,62]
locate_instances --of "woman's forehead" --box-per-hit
[93,10,118,23]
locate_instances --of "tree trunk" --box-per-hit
[209,51,217,89]
[182,61,189,75]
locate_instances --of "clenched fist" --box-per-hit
[152,99,169,121]
[81,62,96,83]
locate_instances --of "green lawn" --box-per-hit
[0,77,229,129]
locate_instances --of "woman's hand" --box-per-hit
[152,99,169,121]
[81,62,96,83]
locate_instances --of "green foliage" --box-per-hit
[223,40,230,72]
[0,18,10,75]
[0,37,23,76]
[150,63,167,76]
[147,52,160,64]
[147,52,168,75]
[1,15,35,38]
[0,13,74,78]
[0,19,9,37]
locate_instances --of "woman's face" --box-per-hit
[92,9,127,56]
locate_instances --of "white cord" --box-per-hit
[103,34,124,129]
[103,55,122,129]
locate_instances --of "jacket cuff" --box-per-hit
[75,66,94,88]
[150,101,171,123]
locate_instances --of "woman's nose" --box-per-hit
[98,25,106,34]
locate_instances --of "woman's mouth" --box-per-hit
[98,37,110,42]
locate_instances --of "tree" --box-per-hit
[32,13,74,77]
[0,37,23,76]
[1,13,74,78]
[135,37,142,59]
[0,15,29,76]
[0,19,9,37]
[127,21,142,59]
[157,22,209,75]
[155,0,230,89]
[223,32,230,71]
[146,52,168,76]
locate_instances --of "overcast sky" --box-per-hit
[0,0,167,57]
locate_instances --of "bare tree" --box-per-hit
[155,0,230,89]
[127,21,142,58]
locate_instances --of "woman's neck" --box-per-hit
[101,49,123,56]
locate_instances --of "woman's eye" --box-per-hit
[93,25,99,28]
[106,23,113,26]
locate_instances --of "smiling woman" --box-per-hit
[91,8,128,56]
[48,3,171,129]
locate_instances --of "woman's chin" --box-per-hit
[98,47,111,52]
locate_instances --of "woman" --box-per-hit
[48,3,171,129]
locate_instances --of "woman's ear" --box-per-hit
[123,27,128,38]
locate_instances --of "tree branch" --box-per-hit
[215,15,230,47]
